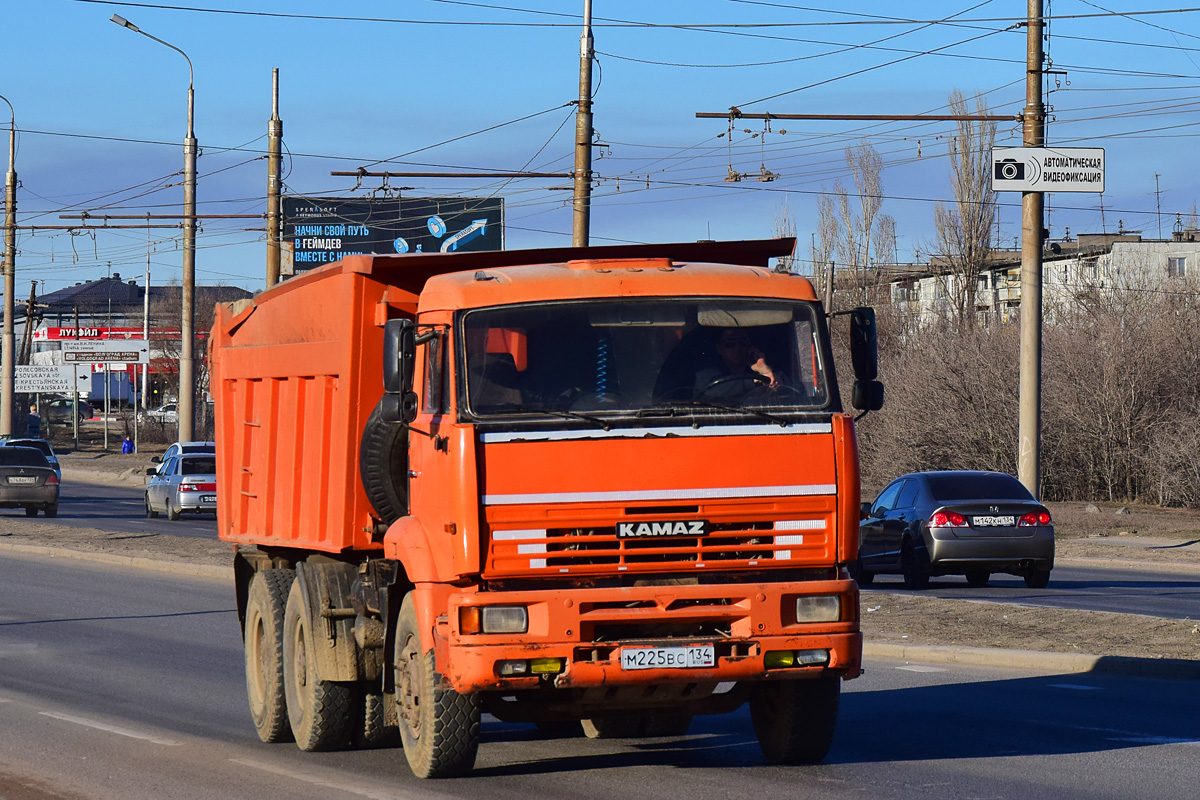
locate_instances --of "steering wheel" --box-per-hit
[696,374,768,402]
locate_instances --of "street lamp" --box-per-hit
[111,14,197,442]
[0,94,15,437]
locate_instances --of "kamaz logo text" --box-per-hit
[617,520,708,538]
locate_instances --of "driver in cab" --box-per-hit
[694,328,783,401]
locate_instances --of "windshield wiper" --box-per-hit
[638,399,789,427]
[491,405,611,431]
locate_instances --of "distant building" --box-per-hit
[16,273,251,406]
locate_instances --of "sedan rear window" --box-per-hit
[3,439,53,457]
[0,447,51,468]
[926,473,1033,502]
[181,457,216,476]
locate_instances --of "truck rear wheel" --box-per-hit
[244,569,295,743]
[394,593,479,778]
[283,579,356,750]
[750,675,840,764]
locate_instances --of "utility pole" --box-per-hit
[1155,173,1162,239]
[266,68,283,288]
[111,13,198,442]
[1018,0,1046,498]
[572,0,594,247]
[1,96,15,437]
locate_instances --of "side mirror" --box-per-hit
[146,467,157,476]
[849,307,878,382]
[860,502,872,520]
[382,318,418,424]
[852,379,884,412]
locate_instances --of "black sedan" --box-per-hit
[854,470,1054,590]
[0,446,60,517]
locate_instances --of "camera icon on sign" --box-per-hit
[995,158,1025,181]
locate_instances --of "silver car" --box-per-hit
[0,446,60,517]
[855,470,1055,589]
[145,453,217,520]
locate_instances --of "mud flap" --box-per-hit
[294,560,362,682]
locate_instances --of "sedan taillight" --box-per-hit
[179,481,217,493]
[931,510,968,527]
[46,474,59,485]
[1019,510,1052,526]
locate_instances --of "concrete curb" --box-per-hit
[864,642,1200,681]
[0,541,229,581]
[1056,555,1200,575]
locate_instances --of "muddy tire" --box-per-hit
[145,495,158,518]
[244,569,295,743]
[359,401,408,525]
[283,579,356,750]
[750,675,840,764]
[357,690,399,748]
[44,504,58,519]
[394,592,479,777]
[24,507,37,517]
[167,501,180,521]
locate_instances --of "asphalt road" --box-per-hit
[864,565,1200,621]
[0,550,1195,800]
[0,476,217,539]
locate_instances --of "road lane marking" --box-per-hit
[896,665,947,673]
[39,711,181,746]
[231,758,434,799]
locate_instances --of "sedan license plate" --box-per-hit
[200,495,216,503]
[7,476,37,485]
[620,645,715,671]
[972,515,1015,527]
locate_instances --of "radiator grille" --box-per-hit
[487,517,830,576]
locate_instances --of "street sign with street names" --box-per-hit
[15,365,91,394]
[991,147,1105,193]
[60,340,149,364]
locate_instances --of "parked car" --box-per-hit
[855,470,1054,590]
[1,438,61,479]
[140,403,179,424]
[0,446,60,517]
[145,452,217,520]
[44,397,94,425]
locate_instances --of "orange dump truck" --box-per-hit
[211,238,883,778]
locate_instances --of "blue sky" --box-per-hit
[4,1,1200,294]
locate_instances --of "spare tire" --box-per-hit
[359,400,408,525]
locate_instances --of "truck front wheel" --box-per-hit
[283,579,356,750]
[750,675,840,764]
[394,593,480,778]
[244,569,295,743]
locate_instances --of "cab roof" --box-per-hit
[273,238,814,313]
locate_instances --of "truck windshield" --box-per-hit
[459,299,831,421]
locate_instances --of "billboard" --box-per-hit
[282,196,504,273]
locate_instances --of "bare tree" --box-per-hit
[815,140,893,307]
[932,90,997,324]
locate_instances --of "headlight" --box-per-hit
[795,595,841,623]
[482,605,528,634]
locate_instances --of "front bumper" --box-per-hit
[429,578,861,694]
